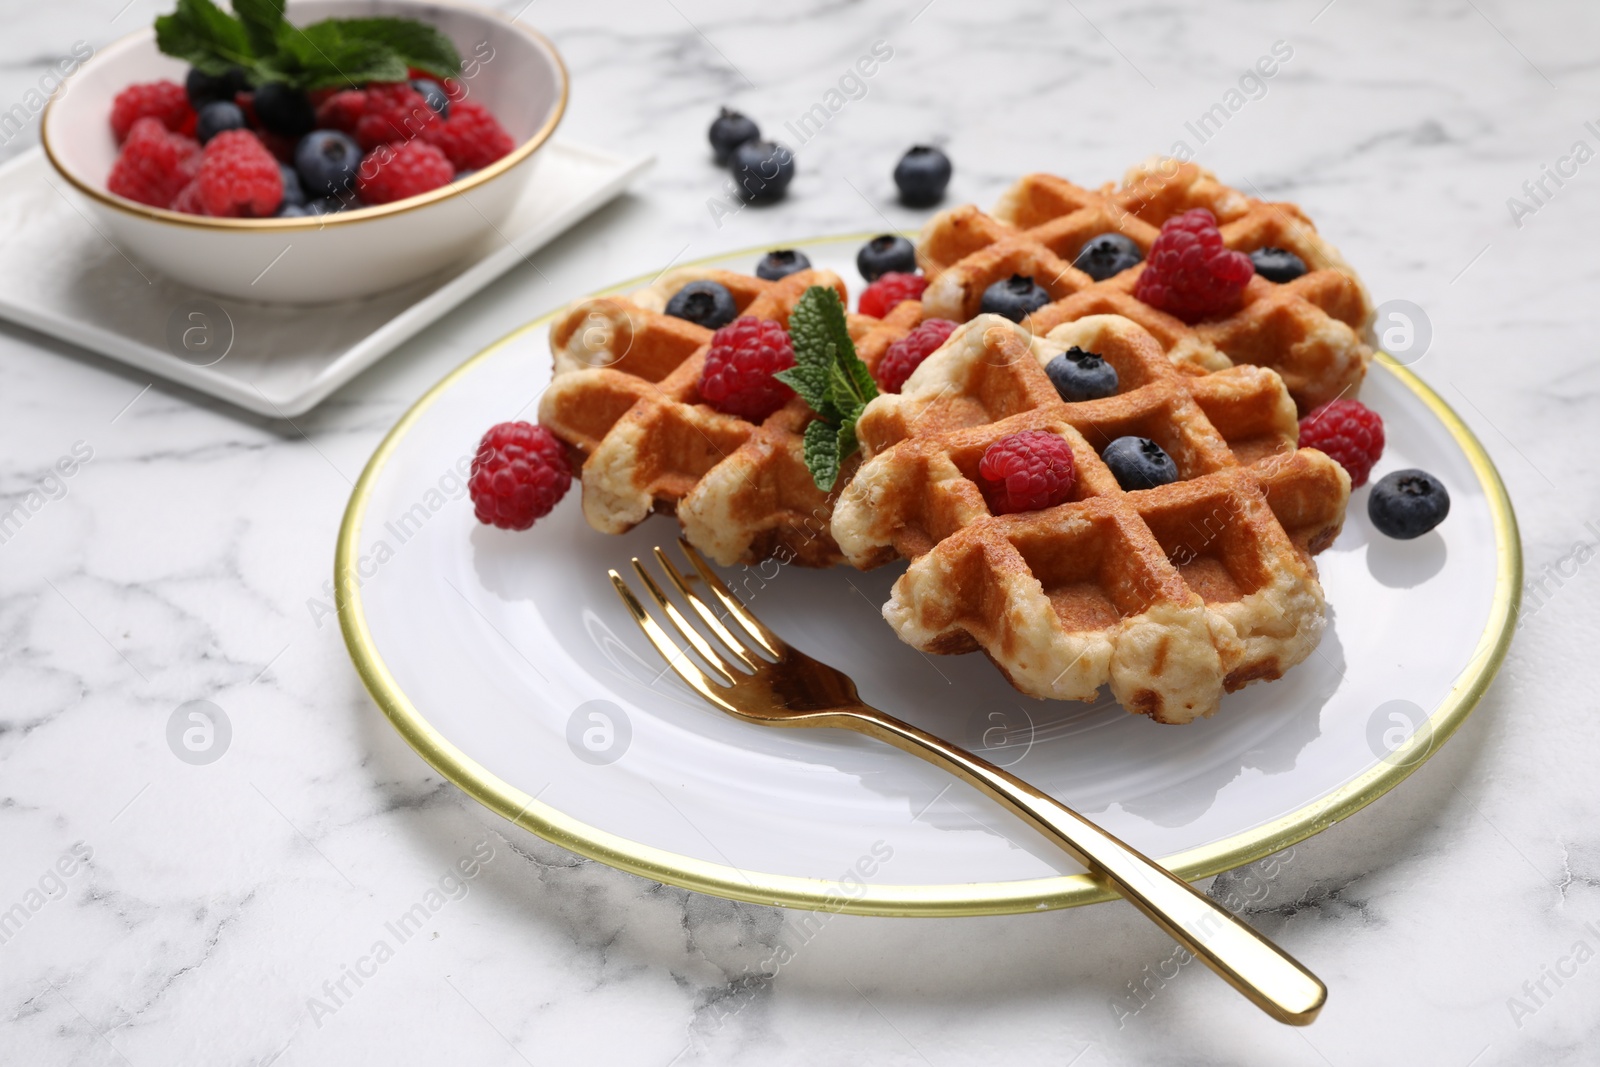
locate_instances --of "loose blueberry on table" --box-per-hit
[893,145,952,207]
[708,107,760,165]
[730,140,795,204]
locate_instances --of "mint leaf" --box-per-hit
[803,420,842,493]
[270,19,409,89]
[784,285,880,491]
[778,288,841,417]
[153,3,459,91]
[234,0,284,58]
[154,0,253,75]
[331,17,462,78]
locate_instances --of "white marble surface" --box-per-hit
[0,1,1594,1064]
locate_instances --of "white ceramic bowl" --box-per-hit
[41,0,566,304]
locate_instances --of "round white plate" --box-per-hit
[337,236,1519,916]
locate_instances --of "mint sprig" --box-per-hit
[775,286,879,492]
[155,0,461,91]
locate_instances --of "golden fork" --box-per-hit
[610,541,1326,1025]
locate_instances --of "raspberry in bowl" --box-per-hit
[41,0,567,303]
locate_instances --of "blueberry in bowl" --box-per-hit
[42,0,570,303]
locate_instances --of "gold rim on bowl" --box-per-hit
[40,0,568,231]
[335,234,1522,917]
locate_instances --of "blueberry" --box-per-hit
[755,249,811,281]
[1102,436,1179,491]
[410,78,451,120]
[893,145,951,207]
[253,82,315,138]
[305,196,353,216]
[295,130,362,198]
[665,280,738,329]
[1250,247,1308,283]
[451,169,476,183]
[857,234,916,282]
[1073,233,1143,281]
[979,274,1051,322]
[1368,469,1449,539]
[185,66,248,109]
[709,108,760,165]
[278,164,306,206]
[195,101,246,144]
[730,140,794,204]
[275,202,310,218]
[1046,347,1119,401]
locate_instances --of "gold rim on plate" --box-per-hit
[40,0,569,232]
[335,235,1522,918]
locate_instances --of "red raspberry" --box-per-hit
[233,90,258,128]
[356,140,455,205]
[978,430,1077,515]
[875,318,957,394]
[698,317,796,421]
[858,272,927,318]
[258,130,298,164]
[421,100,514,171]
[107,118,201,209]
[171,180,205,215]
[469,422,573,530]
[1133,209,1255,323]
[194,129,282,217]
[110,80,195,143]
[1298,398,1385,487]
[355,82,441,150]
[315,89,368,135]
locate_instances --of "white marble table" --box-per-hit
[1,1,1594,1064]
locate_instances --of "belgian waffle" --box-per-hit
[832,313,1350,723]
[918,159,1374,413]
[539,267,924,567]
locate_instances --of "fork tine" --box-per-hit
[609,570,735,702]
[677,539,786,657]
[652,546,763,669]
[630,558,749,682]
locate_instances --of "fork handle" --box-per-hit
[843,708,1326,1025]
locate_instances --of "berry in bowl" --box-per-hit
[42,0,566,303]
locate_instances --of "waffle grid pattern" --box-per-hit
[917,159,1374,412]
[833,313,1350,723]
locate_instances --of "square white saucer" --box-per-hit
[0,142,652,417]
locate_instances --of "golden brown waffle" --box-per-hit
[539,267,924,567]
[918,159,1374,413]
[832,313,1350,723]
